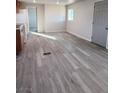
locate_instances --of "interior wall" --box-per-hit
[66,0,103,41]
[37,5,44,32]
[44,4,66,32]
[20,3,45,32]
[20,3,66,33]
[16,9,29,35]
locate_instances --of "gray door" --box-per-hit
[92,1,108,48]
[28,7,37,32]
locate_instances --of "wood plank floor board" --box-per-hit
[16,32,108,93]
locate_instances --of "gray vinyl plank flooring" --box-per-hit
[16,32,108,93]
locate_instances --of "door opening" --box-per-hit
[28,7,37,32]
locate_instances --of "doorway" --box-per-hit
[92,1,108,48]
[28,7,37,32]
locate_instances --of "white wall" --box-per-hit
[16,9,28,24]
[20,3,45,32]
[45,4,66,32]
[37,5,44,32]
[16,9,29,32]
[20,3,66,33]
[66,0,103,41]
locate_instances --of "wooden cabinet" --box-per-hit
[16,0,20,13]
[16,29,22,54]
[16,25,25,54]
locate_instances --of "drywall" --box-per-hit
[45,4,66,32]
[37,5,44,32]
[16,9,29,32]
[20,3,45,32]
[16,9,28,24]
[20,3,66,32]
[66,0,103,41]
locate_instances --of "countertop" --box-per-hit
[16,24,24,31]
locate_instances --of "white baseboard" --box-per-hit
[67,31,91,42]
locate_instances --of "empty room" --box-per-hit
[16,0,108,93]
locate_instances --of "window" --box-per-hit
[68,9,74,21]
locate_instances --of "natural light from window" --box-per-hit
[31,32,57,40]
[68,9,74,21]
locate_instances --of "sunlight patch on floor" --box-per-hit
[31,32,57,40]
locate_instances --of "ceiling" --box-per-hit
[19,0,83,5]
